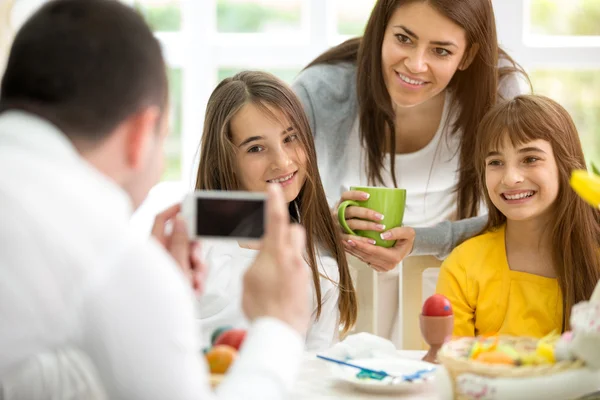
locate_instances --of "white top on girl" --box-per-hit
[197,240,341,352]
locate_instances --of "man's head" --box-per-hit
[0,0,169,208]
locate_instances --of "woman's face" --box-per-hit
[229,102,307,203]
[381,2,475,109]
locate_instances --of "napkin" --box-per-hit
[323,332,398,360]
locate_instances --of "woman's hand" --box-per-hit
[342,226,416,272]
[334,190,386,233]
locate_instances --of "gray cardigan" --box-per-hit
[292,61,528,259]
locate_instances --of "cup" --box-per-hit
[420,314,454,363]
[337,186,406,248]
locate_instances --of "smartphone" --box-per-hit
[181,190,266,240]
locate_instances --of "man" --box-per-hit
[0,0,310,398]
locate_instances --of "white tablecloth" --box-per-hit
[291,350,439,399]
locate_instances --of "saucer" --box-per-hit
[331,357,436,394]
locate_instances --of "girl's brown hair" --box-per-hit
[196,71,357,333]
[474,95,600,329]
[306,0,530,220]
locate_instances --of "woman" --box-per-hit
[292,0,530,341]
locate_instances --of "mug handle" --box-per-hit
[337,200,360,235]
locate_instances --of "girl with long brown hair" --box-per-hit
[195,71,357,351]
[436,95,600,336]
[293,0,530,343]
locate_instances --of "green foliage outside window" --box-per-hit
[530,0,600,35]
[162,68,182,181]
[217,0,300,33]
[135,2,180,32]
[531,70,600,168]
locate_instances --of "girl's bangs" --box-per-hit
[480,99,556,156]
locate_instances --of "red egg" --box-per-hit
[214,328,247,351]
[422,294,453,316]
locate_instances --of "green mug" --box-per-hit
[337,186,406,248]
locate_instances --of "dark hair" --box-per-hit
[0,0,168,142]
[475,95,600,330]
[196,71,357,333]
[306,0,531,219]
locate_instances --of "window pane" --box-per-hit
[336,0,375,36]
[217,0,302,33]
[529,0,600,36]
[135,0,181,32]
[530,70,600,165]
[218,67,300,85]
[163,67,182,181]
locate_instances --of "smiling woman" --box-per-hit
[292,0,531,344]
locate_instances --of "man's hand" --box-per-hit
[242,184,310,336]
[151,204,207,294]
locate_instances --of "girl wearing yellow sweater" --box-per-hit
[436,95,600,338]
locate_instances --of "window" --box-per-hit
[131,1,183,180]
[135,0,181,32]
[495,0,600,167]
[530,70,600,164]
[217,0,302,33]
[526,0,600,165]
[164,67,183,181]
[528,0,600,36]
[336,0,373,36]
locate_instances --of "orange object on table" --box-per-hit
[205,344,237,374]
[475,350,515,365]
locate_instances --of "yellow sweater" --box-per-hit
[436,225,563,338]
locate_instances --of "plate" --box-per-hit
[331,357,436,394]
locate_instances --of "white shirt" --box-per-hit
[0,111,304,400]
[198,241,340,352]
[338,71,528,228]
[340,93,459,228]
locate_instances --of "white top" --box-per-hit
[0,111,304,400]
[198,241,341,352]
[340,93,460,228]
[338,74,528,229]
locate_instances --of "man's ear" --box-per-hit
[125,106,161,171]
[459,43,480,71]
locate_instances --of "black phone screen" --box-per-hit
[195,197,265,239]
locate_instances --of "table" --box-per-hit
[291,350,440,399]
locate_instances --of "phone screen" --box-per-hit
[195,197,265,239]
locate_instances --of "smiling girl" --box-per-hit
[194,71,357,351]
[436,95,600,337]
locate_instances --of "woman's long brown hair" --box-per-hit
[196,71,357,333]
[474,95,600,330]
[305,0,531,220]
